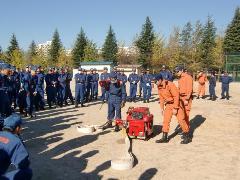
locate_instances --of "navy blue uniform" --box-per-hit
[45,73,58,108]
[0,131,32,180]
[75,73,86,105]
[58,73,67,106]
[108,81,126,121]
[91,73,99,99]
[220,75,233,99]
[128,73,139,101]
[139,73,144,97]
[100,73,110,101]
[142,73,153,101]
[209,75,216,98]
[117,73,127,95]
[65,72,74,104]
[156,70,173,81]
[35,72,45,109]
[0,74,12,117]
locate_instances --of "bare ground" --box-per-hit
[22,82,240,180]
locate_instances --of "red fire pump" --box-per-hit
[115,107,154,140]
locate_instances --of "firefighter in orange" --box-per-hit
[155,74,191,144]
[197,70,207,99]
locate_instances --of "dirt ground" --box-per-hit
[22,82,240,180]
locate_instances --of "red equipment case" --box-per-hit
[116,107,154,140]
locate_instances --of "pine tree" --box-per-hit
[11,49,24,68]
[223,7,240,53]
[27,40,37,64]
[166,27,181,69]
[102,25,118,64]
[72,28,88,67]
[7,34,19,57]
[152,34,165,69]
[48,29,62,66]
[135,17,155,68]
[83,40,98,61]
[180,22,193,65]
[200,16,216,69]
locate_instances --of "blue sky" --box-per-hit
[0,0,239,50]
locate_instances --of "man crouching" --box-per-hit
[101,73,126,130]
[156,75,191,144]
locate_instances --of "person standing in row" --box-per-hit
[100,67,110,102]
[208,71,217,101]
[74,68,86,108]
[220,71,233,100]
[65,66,74,105]
[142,69,153,103]
[58,68,67,107]
[139,70,144,98]
[45,68,58,108]
[91,68,99,100]
[197,70,207,99]
[128,68,139,102]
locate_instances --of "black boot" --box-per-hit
[147,99,149,103]
[81,102,85,107]
[114,125,120,132]
[143,100,146,103]
[155,132,169,143]
[65,101,69,106]
[71,100,74,105]
[101,121,112,130]
[180,132,192,144]
[196,96,200,99]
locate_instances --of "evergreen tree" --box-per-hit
[11,49,24,68]
[166,27,181,69]
[152,34,165,68]
[135,16,155,68]
[83,40,98,61]
[7,34,19,57]
[180,22,193,65]
[27,40,37,64]
[102,26,118,64]
[48,29,62,66]
[200,16,216,69]
[223,7,240,53]
[72,28,88,67]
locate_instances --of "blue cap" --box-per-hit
[110,72,117,79]
[174,66,184,72]
[3,114,22,131]
[31,66,37,71]
[103,67,108,70]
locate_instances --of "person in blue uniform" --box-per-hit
[35,66,45,110]
[220,71,233,100]
[128,68,139,102]
[65,67,74,105]
[0,114,32,180]
[0,63,12,117]
[138,70,144,98]
[142,69,153,103]
[30,66,39,113]
[100,67,110,102]
[45,68,58,108]
[117,69,127,96]
[74,68,86,108]
[12,66,21,109]
[101,73,126,130]
[208,71,217,101]
[92,68,99,100]
[21,65,34,117]
[88,69,94,102]
[53,67,60,105]
[57,68,67,107]
[156,65,173,81]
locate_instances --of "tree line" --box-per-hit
[0,7,239,72]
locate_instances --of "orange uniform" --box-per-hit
[178,72,193,126]
[158,80,189,133]
[197,73,207,97]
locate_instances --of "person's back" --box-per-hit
[0,114,32,180]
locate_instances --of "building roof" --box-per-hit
[80,60,114,66]
[116,64,142,68]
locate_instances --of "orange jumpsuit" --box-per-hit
[197,73,207,97]
[158,81,189,133]
[178,72,193,126]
